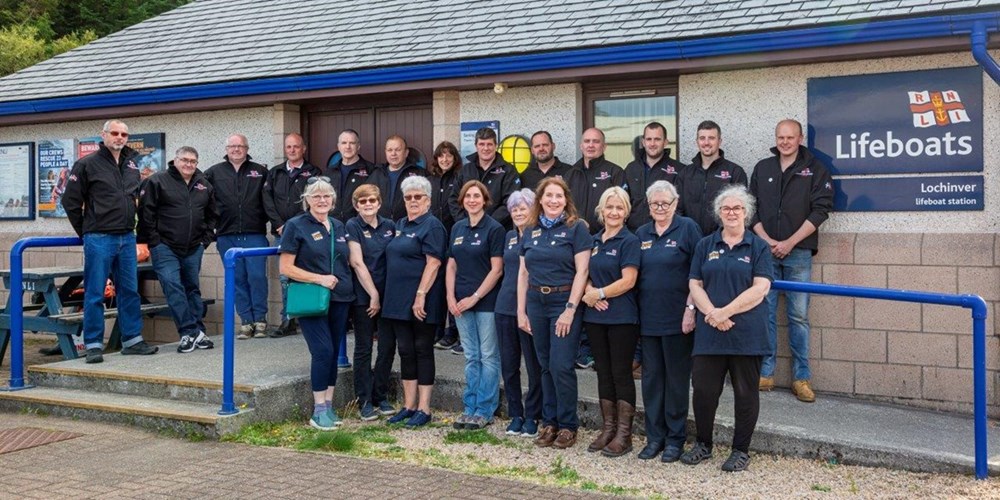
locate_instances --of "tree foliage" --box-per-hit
[0,0,190,77]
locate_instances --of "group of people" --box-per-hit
[61,116,833,472]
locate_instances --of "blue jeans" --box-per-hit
[455,311,500,418]
[762,247,812,380]
[216,234,269,325]
[526,289,583,431]
[151,244,206,339]
[496,312,542,421]
[299,301,350,392]
[82,233,143,350]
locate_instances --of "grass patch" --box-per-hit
[443,429,503,445]
[550,456,580,484]
[811,484,832,493]
[298,431,358,452]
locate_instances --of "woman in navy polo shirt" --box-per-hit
[382,175,447,427]
[495,188,542,438]
[345,184,397,421]
[278,177,355,431]
[681,185,773,472]
[635,180,702,462]
[580,186,641,457]
[447,180,505,430]
[516,177,591,449]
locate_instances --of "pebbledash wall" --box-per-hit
[0,49,997,417]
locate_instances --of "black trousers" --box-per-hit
[641,334,694,448]
[352,305,383,405]
[381,318,436,385]
[586,322,639,405]
[691,354,762,453]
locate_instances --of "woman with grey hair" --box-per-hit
[382,174,447,427]
[278,177,355,430]
[681,185,773,472]
[634,180,703,462]
[494,188,543,437]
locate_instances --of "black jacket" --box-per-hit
[138,162,218,257]
[624,151,687,230]
[367,162,427,221]
[519,157,573,191]
[749,146,834,254]
[62,143,141,237]
[325,155,375,221]
[449,153,521,229]
[262,161,323,235]
[429,169,458,233]
[675,151,748,235]
[204,156,269,236]
[565,155,626,234]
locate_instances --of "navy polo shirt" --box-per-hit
[449,215,505,312]
[636,216,703,336]
[345,215,395,306]
[688,230,774,356]
[494,229,522,316]
[382,212,447,324]
[520,218,592,287]
[279,213,355,303]
[584,229,640,325]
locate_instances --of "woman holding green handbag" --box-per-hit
[279,177,355,431]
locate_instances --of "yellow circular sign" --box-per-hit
[498,135,531,173]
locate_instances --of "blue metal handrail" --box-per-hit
[771,280,990,480]
[219,246,351,415]
[4,236,83,390]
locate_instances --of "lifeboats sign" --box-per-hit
[808,67,983,211]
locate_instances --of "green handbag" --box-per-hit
[286,220,335,318]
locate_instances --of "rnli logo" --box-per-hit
[663,166,676,175]
[715,170,731,180]
[595,171,611,181]
[301,171,312,178]
[796,168,813,177]
[246,170,263,178]
[194,183,207,191]
[69,174,78,182]
[127,160,138,170]
[355,170,369,177]
[738,255,751,264]
[605,248,617,257]
[664,239,678,248]
[909,90,971,128]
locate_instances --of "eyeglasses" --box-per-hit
[403,194,426,201]
[356,197,379,205]
[306,176,332,185]
[176,157,198,165]
[106,131,129,138]
[226,145,248,150]
[721,206,745,214]
[648,200,676,210]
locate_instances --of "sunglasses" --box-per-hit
[306,176,332,185]
[106,131,129,138]
[356,197,379,205]
[403,194,426,202]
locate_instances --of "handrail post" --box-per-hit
[219,247,239,415]
[7,239,27,389]
[970,296,989,480]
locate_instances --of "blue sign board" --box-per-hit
[460,120,500,160]
[833,175,983,212]
[808,67,983,175]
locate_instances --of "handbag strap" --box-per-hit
[328,217,336,277]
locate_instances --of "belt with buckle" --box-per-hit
[530,284,572,294]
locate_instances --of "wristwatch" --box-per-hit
[416,289,426,296]
[565,302,576,310]
[686,304,696,311]
[473,291,481,299]
[598,288,606,300]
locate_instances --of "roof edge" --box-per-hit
[2,10,998,118]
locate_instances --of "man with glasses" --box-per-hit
[139,146,218,353]
[205,134,270,339]
[264,133,323,337]
[62,119,160,363]
[326,129,375,221]
[675,121,747,236]
[624,122,686,231]
[750,119,834,403]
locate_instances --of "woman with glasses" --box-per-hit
[580,187,641,458]
[447,180,505,430]
[345,184,397,421]
[516,177,591,449]
[634,180,702,462]
[278,177,355,430]
[681,185,773,472]
[382,175,447,427]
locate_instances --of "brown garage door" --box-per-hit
[304,97,433,169]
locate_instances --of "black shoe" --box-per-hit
[85,348,103,364]
[121,340,158,355]
[39,345,62,356]
[270,319,298,338]
[721,450,751,472]
[660,444,683,463]
[680,442,713,466]
[177,336,196,353]
[637,442,664,460]
[193,331,214,350]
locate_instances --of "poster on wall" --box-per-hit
[128,133,166,180]
[0,142,35,220]
[78,136,101,158]
[38,139,75,218]
[460,121,500,160]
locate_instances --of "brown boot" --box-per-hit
[602,400,634,457]
[534,425,557,447]
[587,399,617,452]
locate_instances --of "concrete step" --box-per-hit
[26,364,256,407]
[0,386,253,438]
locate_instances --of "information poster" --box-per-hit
[78,136,100,159]
[128,133,166,180]
[0,142,35,220]
[38,139,75,218]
